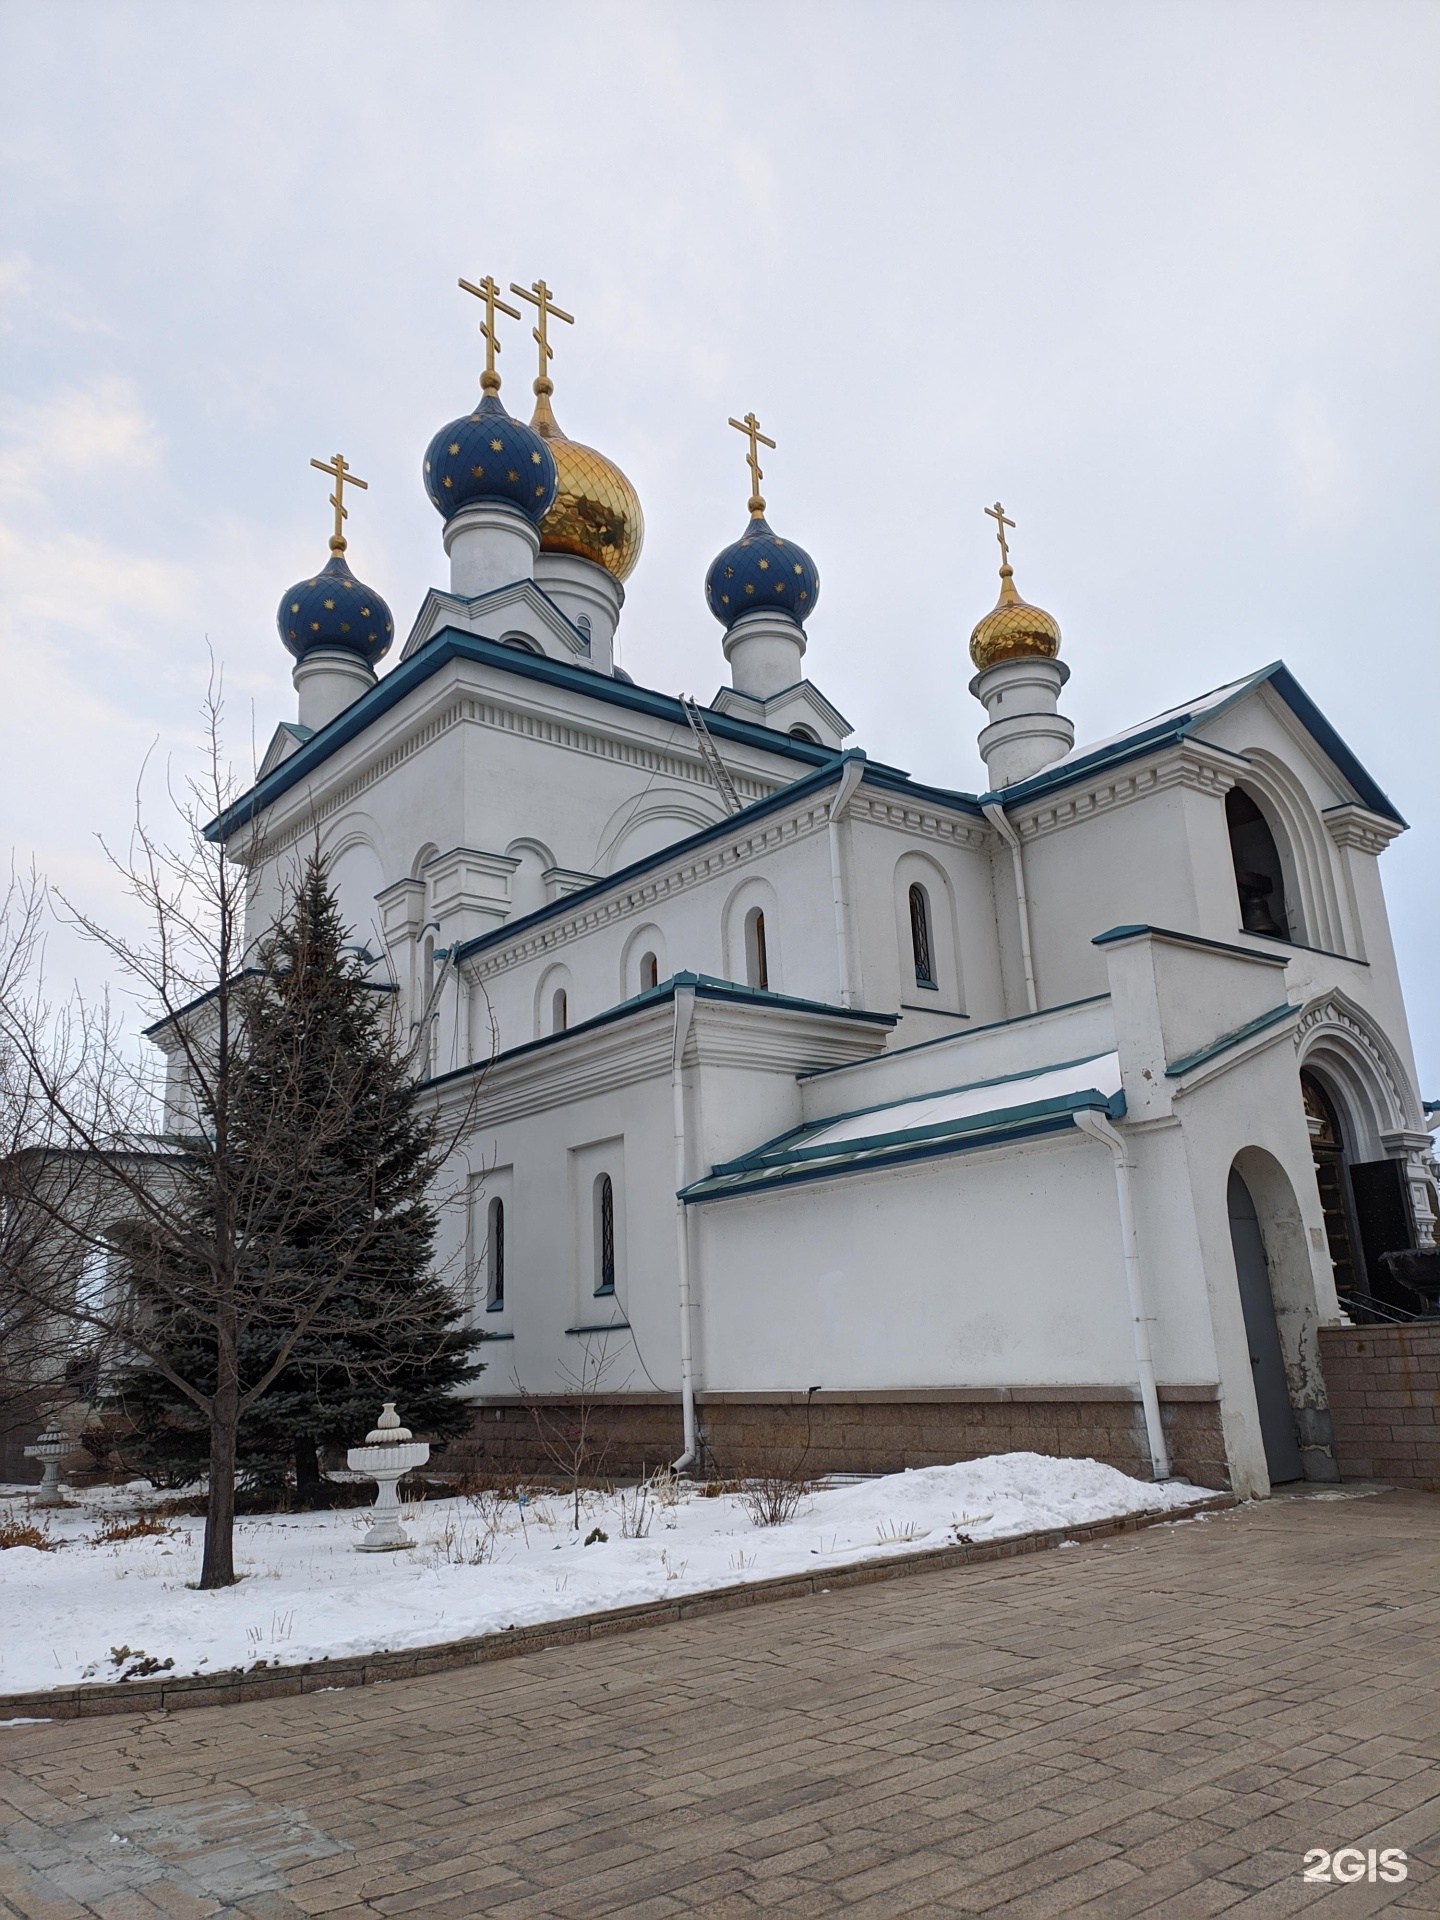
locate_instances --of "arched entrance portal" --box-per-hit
[1227,1169,1305,1484]
[1300,1067,1415,1319]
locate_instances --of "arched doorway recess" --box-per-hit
[1300,1064,1416,1320]
[1227,1168,1305,1484]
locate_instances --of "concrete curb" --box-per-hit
[0,1492,1237,1722]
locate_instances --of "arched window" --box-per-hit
[595,1174,616,1295]
[552,987,568,1033]
[744,907,769,991]
[788,724,820,744]
[908,882,935,987]
[577,614,592,647]
[487,1196,505,1310]
[640,950,660,992]
[1226,788,1289,940]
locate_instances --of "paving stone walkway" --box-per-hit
[2,1487,1438,1917]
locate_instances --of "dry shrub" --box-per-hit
[93,1511,171,1545]
[741,1467,814,1528]
[0,1517,53,1551]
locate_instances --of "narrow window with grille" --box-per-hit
[909,882,934,986]
[596,1174,616,1295]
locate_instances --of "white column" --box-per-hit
[724,608,807,700]
[444,502,541,599]
[971,657,1074,789]
[533,552,623,673]
[292,649,376,732]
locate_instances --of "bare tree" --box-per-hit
[0,684,483,1588]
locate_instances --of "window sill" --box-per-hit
[1235,930,1367,966]
[477,1329,515,1341]
[912,978,939,992]
[900,1004,970,1019]
[566,1320,631,1335]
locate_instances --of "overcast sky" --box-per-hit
[2,1,1437,1084]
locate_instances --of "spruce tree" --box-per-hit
[113,856,482,1501]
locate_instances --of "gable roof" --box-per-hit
[206,627,845,844]
[989,662,1405,826]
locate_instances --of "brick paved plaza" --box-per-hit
[2,1487,1438,1917]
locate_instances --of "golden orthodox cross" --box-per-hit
[310,452,367,553]
[986,500,1015,569]
[728,411,776,515]
[458,273,521,391]
[510,279,575,393]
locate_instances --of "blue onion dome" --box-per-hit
[423,391,558,524]
[277,550,394,666]
[705,513,819,631]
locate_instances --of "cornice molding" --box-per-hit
[429,995,885,1132]
[459,799,835,984]
[1323,804,1404,856]
[232,665,786,866]
[1006,740,1238,845]
[850,792,991,852]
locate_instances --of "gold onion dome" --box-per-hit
[969,564,1062,672]
[530,385,644,583]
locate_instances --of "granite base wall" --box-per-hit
[456,1387,1228,1489]
[1319,1324,1440,1488]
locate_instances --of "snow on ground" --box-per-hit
[0,1454,1217,1697]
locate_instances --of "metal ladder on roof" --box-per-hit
[680,695,743,816]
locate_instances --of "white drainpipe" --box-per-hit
[828,755,867,1008]
[671,982,699,1472]
[1072,1107,1172,1480]
[981,800,1038,1015]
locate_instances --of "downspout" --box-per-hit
[1073,1107,1171,1480]
[828,753,867,1009]
[981,800,1037,1015]
[670,982,699,1472]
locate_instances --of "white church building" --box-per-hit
[202,279,1437,1500]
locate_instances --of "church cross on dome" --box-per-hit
[985,500,1016,572]
[458,273,522,393]
[309,452,367,554]
[510,279,575,397]
[728,410,776,517]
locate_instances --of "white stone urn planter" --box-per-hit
[24,1424,75,1508]
[346,1404,430,1551]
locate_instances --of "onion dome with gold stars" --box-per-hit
[423,391,558,525]
[277,551,394,666]
[705,513,819,630]
[969,501,1061,671]
[531,387,644,583]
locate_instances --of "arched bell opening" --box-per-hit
[1226,786,1293,941]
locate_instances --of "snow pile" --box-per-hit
[0,1453,1216,1697]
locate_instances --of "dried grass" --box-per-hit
[0,1517,53,1551]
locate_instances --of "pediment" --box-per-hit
[257,721,314,780]
[401,578,590,666]
[709,678,852,749]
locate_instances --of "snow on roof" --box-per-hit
[683,1051,1124,1203]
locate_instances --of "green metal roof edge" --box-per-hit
[206,628,847,842]
[681,1091,1123,1205]
[987,662,1405,828]
[1164,1001,1297,1079]
[422,970,896,1092]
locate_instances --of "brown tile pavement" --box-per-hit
[2,1488,1439,1916]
